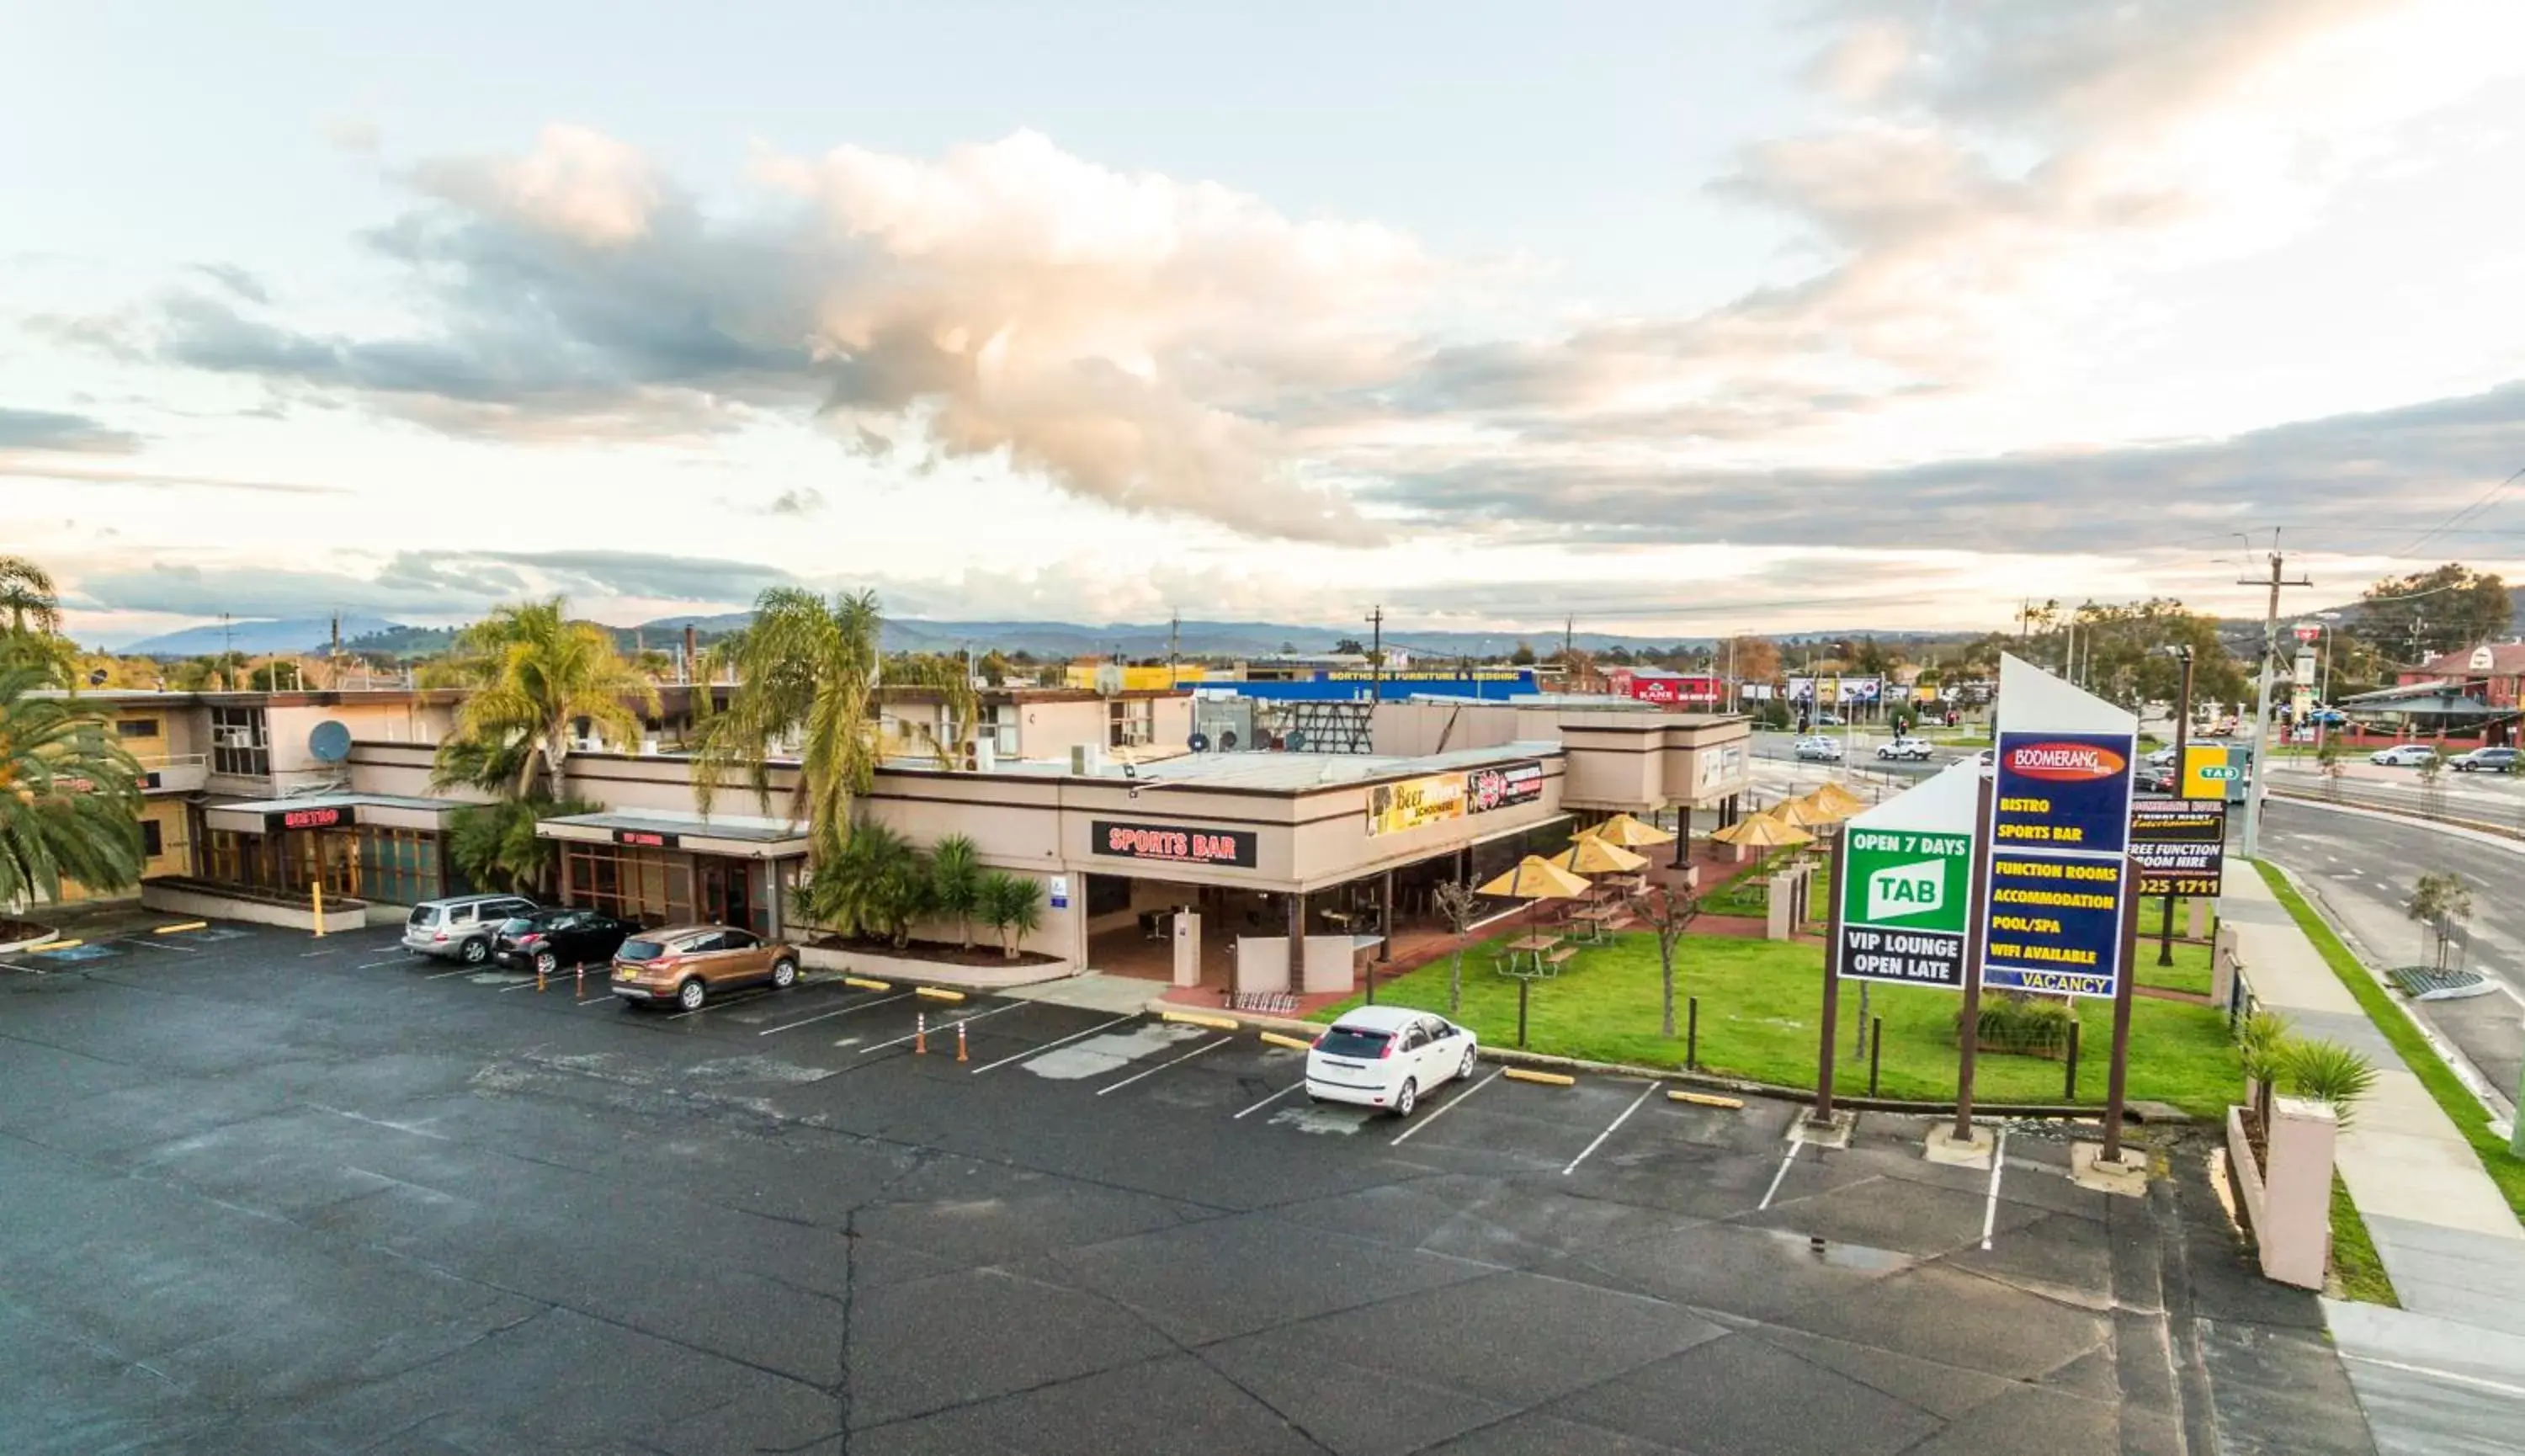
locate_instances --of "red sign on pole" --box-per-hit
[2293,623,2321,643]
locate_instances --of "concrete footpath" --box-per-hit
[2224,866,2525,1453]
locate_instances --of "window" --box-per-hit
[210,706,269,777]
[990,704,1019,756]
[723,929,758,950]
[141,820,164,857]
[1108,698,1154,747]
[117,718,160,740]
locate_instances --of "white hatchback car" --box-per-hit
[1306,1007,1480,1117]
[1793,736,1843,762]
[2368,744,2438,768]
[1875,736,1933,761]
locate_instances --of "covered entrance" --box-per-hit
[537,810,809,938]
[196,794,465,908]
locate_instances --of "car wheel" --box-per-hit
[460,938,489,965]
[534,950,558,975]
[770,957,797,989]
[677,978,705,1012]
[1393,1078,1417,1118]
[1458,1047,1478,1081]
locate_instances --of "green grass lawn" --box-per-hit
[2330,1173,2399,1305]
[2257,862,2525,1230]
[2134,933,2214,997]
[1335,930,2241,1117]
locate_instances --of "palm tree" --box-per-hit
[0,666,145,909]
[449,797,594,897]
[791,820,929,944]
[979,872,1045,959]
[0,555,61,635]
[929,833,984,949]
[692,588,974,859]
[429,599,658,801]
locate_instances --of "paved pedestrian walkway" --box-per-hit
[2224,866,2525,1453]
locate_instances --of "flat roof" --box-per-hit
[540,808,806,843]
[970,741,1559,792]
[215,792,473,813]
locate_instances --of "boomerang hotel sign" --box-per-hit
[1994,741,2129,846]
[1980,662,2136,999]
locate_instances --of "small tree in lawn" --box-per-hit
[2415,748,2448,817]
[2315,736,2344,801]
[1628,885,1704,1039]
[1432,879,1484,1015]
[930,834,984,949]
[980,871,1045,959]
[2407,869,2473,970]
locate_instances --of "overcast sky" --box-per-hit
[8,1,2525,646]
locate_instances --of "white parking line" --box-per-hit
[423,964,481,980]
[126,938,199,954]
[1096,1035,1231,1095]
[757,991,908,1036]
[577,992,618,1007]
[970,1012,1139,1073]
[857,1000,1026,1052]
[1980,1126,2008,1251]
[1390,1067,1502,1145]
[1233,1081,1305,1119]
[497,978,550,993]
[1562,1081,1661,1176]
[1757,1142,1800,1210]
[666,986,785,1020]
[352,958,405,970]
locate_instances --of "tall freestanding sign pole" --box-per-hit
[1811,833,1848,1125]
[1952,773,1995,1143]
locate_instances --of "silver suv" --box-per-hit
[403,894,541,964]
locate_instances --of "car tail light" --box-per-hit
[518,933,543,946]
[433,931,448,942]
[1378,1039,1396,1060]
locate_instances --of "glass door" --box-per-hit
[699,858,755,933]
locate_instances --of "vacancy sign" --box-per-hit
[1984,655,2138,999]
[1839,761,1978,989]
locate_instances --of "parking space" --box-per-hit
[1,911,2182,1453]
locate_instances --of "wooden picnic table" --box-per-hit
[1569,902,1625,941]
[1501,931,1563,976]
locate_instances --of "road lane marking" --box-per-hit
[970,1012,1139,1073]
[1095,1035,1231,1094]
[757,992,909,1036]
[858,1000,1025,1052]
[1390,1067,1502,1145]
[1980,1126,2008,1251]
[1563,1081,1662,1176]
[1232,1081,1304,1119]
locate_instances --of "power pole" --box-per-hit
[1366,605,1385,704]
[1167,611,1180,690]
[2240,546,2313,859]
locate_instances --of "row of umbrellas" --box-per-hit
[1475,785,1864,906]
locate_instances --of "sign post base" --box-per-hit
[1923,1124,1994,1170]
[1790,1109,1853,1148]
[2070,1142,2149,1197]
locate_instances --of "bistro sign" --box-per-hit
[263,804,354,833]
[1092,819,1258,869]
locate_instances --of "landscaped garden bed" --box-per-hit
[800,933,1063,969]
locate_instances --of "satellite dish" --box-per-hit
[1092,663,1125,694]
[1285,730,1309,752]
[308,720,354,763]
[1219,729,1238,752]
[87,669,108,687]
[1188,731,1210,753]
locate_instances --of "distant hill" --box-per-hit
[340,624,461,661]
[630,614,1721,659]
[124,615,402,658]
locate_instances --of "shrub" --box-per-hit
[2281,1039,2379,1129]
[1960,992,2075,1058]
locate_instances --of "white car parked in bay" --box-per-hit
[1305,1006,1480,1117]
[1875,736,1933,761]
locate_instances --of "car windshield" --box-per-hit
[1316,1026,1393,1059]
[407,906,441,927]
[616,939,668,962]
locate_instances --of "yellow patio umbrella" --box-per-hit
[1477,855,1595,901]
[1765,794,1837,829]
[1547,837,1650,874]
[1709,812,1813,848]
[1785,789,1861,826]
[1579,812,1676,848]
[1807,782,1868,816]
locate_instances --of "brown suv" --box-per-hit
[610,925,798,1011]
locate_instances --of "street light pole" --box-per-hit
[2158,646,2193,967]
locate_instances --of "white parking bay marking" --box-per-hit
[1980,1126,2008,1251]
[1269,1103,1370,1136]
[424,965,477,980]
[1562,1081,1661,1176]
[858,1000,1025,1053]
[1390,1067,1502,1146]
[1018,1023,1205,1081]
[1232,1081,1304,1119]
[757,991,908,1036]
[1757,1143,1800,1211]
[970,1013,1139,1074]
[1095,1036,1229,1095]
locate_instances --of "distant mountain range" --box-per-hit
[120,615,404,657]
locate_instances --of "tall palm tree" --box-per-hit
[429,598,659,801]
[0,555,61,635]
[692,588,974,858]
[0,666,145,908]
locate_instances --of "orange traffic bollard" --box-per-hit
[915,1011,928,1055]
[956,1020,969,1062]
[537,964,547,993]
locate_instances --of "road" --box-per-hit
[2257,797,2525,1108]
[0,911,2354,1453]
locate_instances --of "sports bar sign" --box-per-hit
[1981,656,2138,999]
[1092,820,1258,869]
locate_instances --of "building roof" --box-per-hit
[960,741,1559,792]
[2415,643,2525,677]
[2340,683,2512,718]
[539,808,807,843]
[215,792,473,814]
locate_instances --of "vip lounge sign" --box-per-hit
[1838,763,1978,989]
[1981,656,2137,998]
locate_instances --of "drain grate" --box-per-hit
[2385,964,2496,1001]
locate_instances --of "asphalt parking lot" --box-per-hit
[1,917,2330,1453]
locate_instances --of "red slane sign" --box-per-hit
[2003,742,2128,782]
[1091,819,1257,869]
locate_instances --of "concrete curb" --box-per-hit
[0,924,64,955]
[1146,997,2190,1124]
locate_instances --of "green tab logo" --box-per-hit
[1867,861,1945,922]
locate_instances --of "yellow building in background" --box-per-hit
[1060,664,1210,692]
